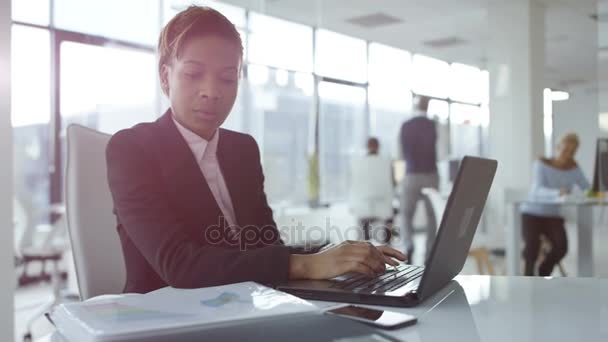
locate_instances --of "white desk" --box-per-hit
[507,199,605,276]
[313,275,606,342]
[39,276,607,342]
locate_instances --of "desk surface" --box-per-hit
[516,198,608,206]
[42,276,607,342]
[314,275,607,342]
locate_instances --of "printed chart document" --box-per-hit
[51,282,319,342]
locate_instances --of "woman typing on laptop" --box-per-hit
[106,6,405,294]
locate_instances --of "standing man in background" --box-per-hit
[399,95,439,264]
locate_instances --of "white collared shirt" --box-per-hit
[172,117,238,230]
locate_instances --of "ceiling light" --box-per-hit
[551,90,570,101]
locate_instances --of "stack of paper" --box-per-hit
[51,282,319,342]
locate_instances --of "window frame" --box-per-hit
[11,2,488,208]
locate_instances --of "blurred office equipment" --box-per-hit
[592,138,608,193]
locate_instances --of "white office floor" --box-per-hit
[13,224,608,342]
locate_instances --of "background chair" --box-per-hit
[65,124,126,300]
[504,187,568,276]
[14,197,73,342]
[422,187,495,275]
[348,155,396,242]
[13,197,68,287]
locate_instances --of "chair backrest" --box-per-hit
[65,124,126,300]
[14,195,71,261]
[348,155,394,219]
[13,197,28,259]
[421,188,447,226]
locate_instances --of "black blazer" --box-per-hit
[106,110,291,293]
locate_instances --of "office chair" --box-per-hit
[422,188,495,275]
[348,155,396,243]
[14,196,74,341]
[65,124,126,300]
[13,197,68,287]
[274,210,331,251]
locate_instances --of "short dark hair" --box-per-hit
[157,6,243,76]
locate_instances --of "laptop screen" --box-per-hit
[416,156,497,300]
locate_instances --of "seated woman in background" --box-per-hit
[520,133,590,276]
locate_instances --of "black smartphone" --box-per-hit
[324,304,418,329]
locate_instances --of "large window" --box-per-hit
[247,67,313,205]
[220,81,248,133]
[10,0,491,212]
[427,99,450,161]
[368,43,411,87]
[242,13,315,205]
[54,0,160,45]
[368,43,412,158]
[55,41,158,205]
[12,0,50,25]
[11,1,161,210]
[318,82,367,202]
[315,30,368,202]
[412,54,450,99]
[449,103,483,157]
[315,29,367,83]
[248,12,313,72]
[11,25,51,127]
[449,63,485,104]
[11,24,51,228]
[428,99,449,123]
[59,42,157,134]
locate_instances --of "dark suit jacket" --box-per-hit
[106,110,291,293]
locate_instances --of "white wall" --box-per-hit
[0,0,13,340]
[552,87,600,181]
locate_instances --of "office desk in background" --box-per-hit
[507,199,607,276]
[39,275,607,342]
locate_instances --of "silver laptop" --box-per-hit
[277,156,497,307]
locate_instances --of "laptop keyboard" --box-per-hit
[330,264,424,294]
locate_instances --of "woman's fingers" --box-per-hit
[317,242,375,278]
[352,242,386,273]
[347,261,376,277]
[321,242,409,279]
[377,245,407,261]
[383,256,400,266]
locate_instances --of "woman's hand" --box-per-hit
[289,241,407,280]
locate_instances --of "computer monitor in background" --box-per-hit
[592,138,608,192]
